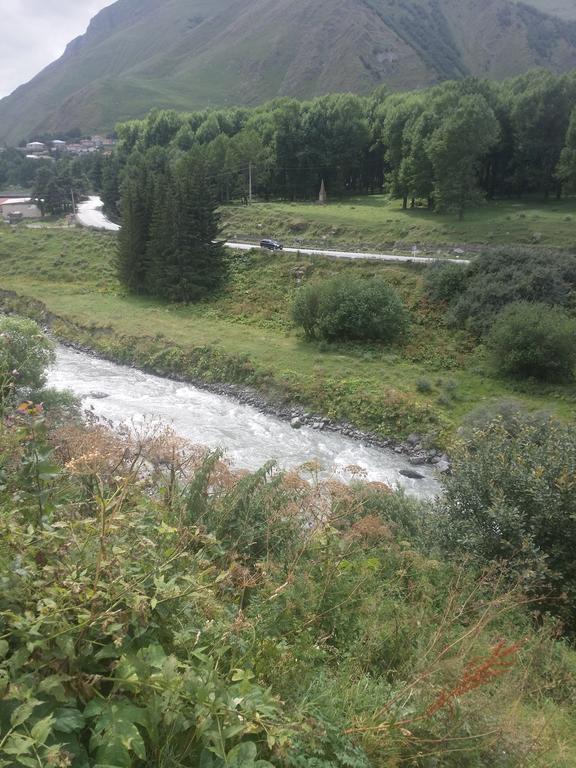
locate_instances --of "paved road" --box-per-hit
[76,196,120,231]
[77,196,469,264]
[224,241,470,265]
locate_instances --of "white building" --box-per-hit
[0,198,42,221]
[25,141,47,154]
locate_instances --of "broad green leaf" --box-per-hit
[86,700,148,766]
[38,674,68,700]
[2,733,33,756]
[30,714,55,745]
[54,707,85,734]
[227,742,257,766]
[0,639,8,659]
[14,757,38,768]
[93,725,145,766]
[222,722,246,740]
[10,699,42,728]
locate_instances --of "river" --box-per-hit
[46,346,441,499]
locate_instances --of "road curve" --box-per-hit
[76,196,120,231]
[224,241,470,265]
[75,196,469,264]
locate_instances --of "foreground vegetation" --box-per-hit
[2,227,576,444]
[1,321,576,767]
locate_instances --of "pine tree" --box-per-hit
[145,169,175,295]
[117,153,151,293]
[153,149,227,302]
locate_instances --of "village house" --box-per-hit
[25,141,47,155]
[0,197,42,222]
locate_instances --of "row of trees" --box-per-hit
[97,69,576,219]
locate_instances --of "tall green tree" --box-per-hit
[508,70,576,197]
[557,106,576,192]
[117,152,153,293]
[142,148,227,302]
[427,94,500,219]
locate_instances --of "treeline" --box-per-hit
[99,69,576,219]
[0,149,46,190]
[0,151,90,215]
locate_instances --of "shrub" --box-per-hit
[423,261,468,304]
[426,248,576,336]
[460,398,552,438]
[0,316,55,407]
[487,302,576,381]
[293,277,409,343]
[416,377,433,393]
[1,410,575,766]
[434,416,576,628]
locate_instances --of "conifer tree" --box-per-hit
[117,153,151,293]
[151,148,227,302]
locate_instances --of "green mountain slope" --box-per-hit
[1,0,576,144]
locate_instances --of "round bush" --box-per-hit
[487,302,576,381]
[293,277,409,343]
[0,316,55,404]
[423,262,468,304]
[445,249,576,336]
[435,416,576,626]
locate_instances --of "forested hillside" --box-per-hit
[1,0,576,144]
[96,70,576,230]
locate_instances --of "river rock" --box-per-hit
[88,391,109,399]
[291,417,303,429]
[436,460,451,474]
[399,468,425,480]
[409,453,427,466]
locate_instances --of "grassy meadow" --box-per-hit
[221,195,576,253]
[1,223,575,444]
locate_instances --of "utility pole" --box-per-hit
[248,161,252,204]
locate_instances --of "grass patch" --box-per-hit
[221,195,576,252]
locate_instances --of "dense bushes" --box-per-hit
[425,249,576,336]
[422,260,467,304]
[435,414,576,628]
[293,277,409,343]
[487,302,576,381]
[0,315,54,408]
[1,321,576,766]
[1,409,574,767]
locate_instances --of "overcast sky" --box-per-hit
[0,0,113,99]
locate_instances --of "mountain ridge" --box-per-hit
[1,0,576,144]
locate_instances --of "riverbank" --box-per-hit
[0,288,447,477]
[48,345,443,493]
[1,226,574,451]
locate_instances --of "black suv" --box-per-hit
[260,239,284,251]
